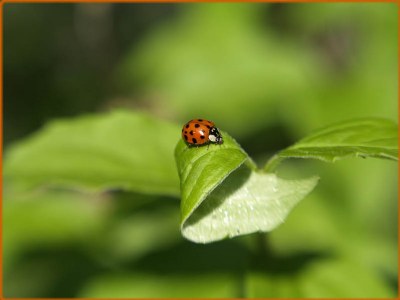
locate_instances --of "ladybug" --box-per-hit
[181,119,223,146]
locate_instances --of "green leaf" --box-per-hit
[265,118,398,171]
[175,132,319,243]
[4,111,181,196]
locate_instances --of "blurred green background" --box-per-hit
[3,3,398,298]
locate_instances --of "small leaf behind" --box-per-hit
[265,118,398,171]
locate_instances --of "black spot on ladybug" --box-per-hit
[198,119,203,122]
[192,138,197,144]
[184,135,188,141]
[190,130,193,135]
[200,135,205,139]
[184,131,187,134]
[185,124,189,129]
[195,124,200,128]
[206,125,211,129]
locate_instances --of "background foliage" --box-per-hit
[4,3,398,297]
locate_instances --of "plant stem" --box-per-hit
[256,232,273,260]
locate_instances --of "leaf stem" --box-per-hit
[264,154,284,173]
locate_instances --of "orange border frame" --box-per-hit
[1,1,399,300]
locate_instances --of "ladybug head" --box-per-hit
[209,127,223,144]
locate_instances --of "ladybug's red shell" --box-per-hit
[182,119,223,146]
